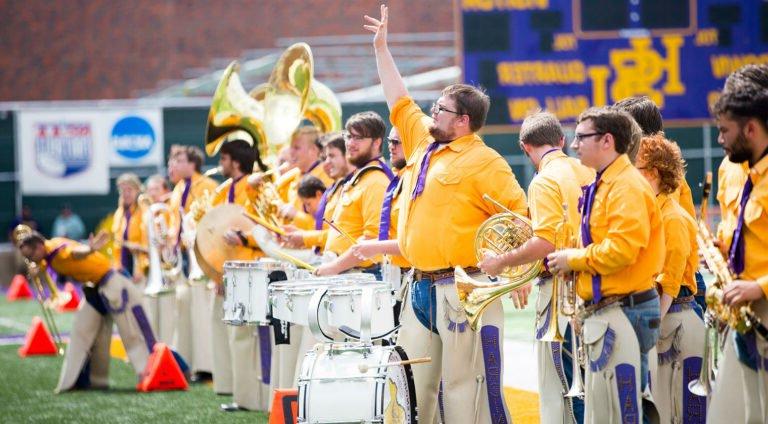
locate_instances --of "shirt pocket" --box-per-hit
[744,190,767,227]
[430,170,462,207]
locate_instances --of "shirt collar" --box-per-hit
[538,149,567,171]
[442,133,481,153]
[599,154,632,184]
[751,151,768,181]
[656,192,672,209]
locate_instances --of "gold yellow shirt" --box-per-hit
[670,177,696,221]
[716,157,749,247]
[168,172,218,241]
[44,237,112,284]
[289,163,334,230]
[324,162,390,264]
[656,193,698,298]
[383,169,411,268]
[302,177,345,249]
[391,96,528,271]
[528,150,595,246]
[567,154,665,301]
[111,203,147,273]
[735,155,768,298]
[211,175,263,259]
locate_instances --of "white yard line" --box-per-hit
[0,316,29,332]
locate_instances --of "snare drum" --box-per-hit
[327,279,395,339]
[222,258,295,325]
[297,343,417,423]
[270,277,341,326]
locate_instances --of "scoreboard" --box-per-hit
[461,0,768,125]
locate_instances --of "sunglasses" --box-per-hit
[387,138,401,145]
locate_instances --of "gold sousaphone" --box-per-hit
[455,195,543,330]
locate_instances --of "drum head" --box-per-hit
[195,204,257,284]
[384,346,418,423]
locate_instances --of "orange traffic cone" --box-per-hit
[269,389,298,424]
[18,316,58,357]
[137,343,188,392]
[7,274,33,301]
[56,282,80,312]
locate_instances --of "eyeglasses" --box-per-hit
[431,102,462,116]
[343,132,369,142]
[387,138,401,146]
[572,132,605,143]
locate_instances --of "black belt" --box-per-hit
[414,267,479,283]
[672,295,695,305]
[583,288,658,316]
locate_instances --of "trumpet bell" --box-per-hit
[455,265,533,331]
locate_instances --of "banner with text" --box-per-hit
[461,0,768,125]
[17,108,164,195]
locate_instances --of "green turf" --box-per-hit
[0,297,77,336]
[0,345,268,423]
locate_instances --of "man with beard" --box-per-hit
[365,6,527,422]
[314,112,392,276]
[708,65,768,422]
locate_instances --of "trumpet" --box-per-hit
[143,200,181,297]
[455,194,542,330]
[28,262,67,355]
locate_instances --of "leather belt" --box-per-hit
[582,288,658,317]
[672,294,695,305]
[414,266,480,283]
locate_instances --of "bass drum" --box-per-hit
[297,344,417,423]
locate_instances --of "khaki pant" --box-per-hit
[227,325,263,411]
[582,304,643,424]
[56,273,154,392]
[707,331,747,423]
[145,292,176,345]
[173,280,192,365]
[189,282,214,373]
[211,293,233,394]
[650,305,707,423]
[397,275,511,424]
[742,298,768,423]
[535,277,578,424]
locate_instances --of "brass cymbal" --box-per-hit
[194,204,257,284]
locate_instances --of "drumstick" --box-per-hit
[358,356,432,373]
[242,211,287,236]
[323,218,357,244]
[272,250,317,273]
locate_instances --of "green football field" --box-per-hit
[0,294,537,423]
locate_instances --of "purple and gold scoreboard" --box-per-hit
[460,0,768,125]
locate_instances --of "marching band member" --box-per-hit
[277,126,334,229]
[167,145,218,382]
[635,134,707,422]
[314,112,392,277]
[142,174,176,346]
[295,175,326,218]
[211,138,267,411]
[16,230,156,393]
[709,65,768,422]
[366,6,527,422]
[547,107,664,423]
[111,173,148,283]
[282,132,354,252]
[478,112,593,424]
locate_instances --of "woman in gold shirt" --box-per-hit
[636,134,707,423]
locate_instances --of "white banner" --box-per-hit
[105,109,164,167]
[17,108,163,195]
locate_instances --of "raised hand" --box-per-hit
[363,4,388,49]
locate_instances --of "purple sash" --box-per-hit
[377,176,401,240]
[227,175,244,204]
[177,178,192,245]
[580,173,603,303]
[728,176,753,275]
[120,208,133,273]
[411,141,446,200]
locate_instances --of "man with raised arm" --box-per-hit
[364,6,527,423]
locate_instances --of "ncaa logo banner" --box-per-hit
[108,110,163,167]
[18,110,109,195]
